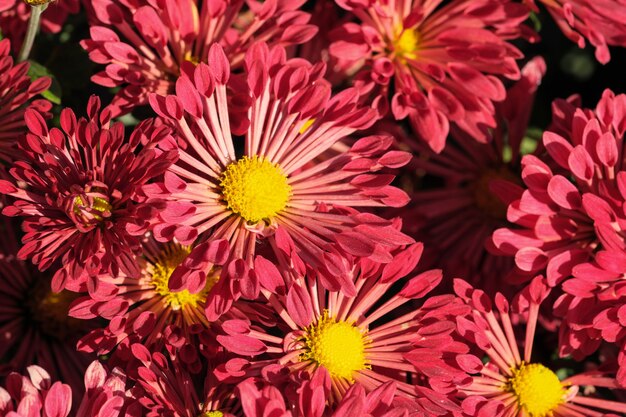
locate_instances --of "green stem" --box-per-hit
[17,4,48,63]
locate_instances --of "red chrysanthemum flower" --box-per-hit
[493,89,626,287]
[70,237,267,371]
[526,0,626,64]
[403,57,545,294]
[0,365,73,417]
[0,38,52,163]
[215,244,468,413]
[0,217,95,398]
[0,0,80,53]
[146,42,413,319]
[329,0,530,152]
[0,96,178,292]
[453,277,626,417]
[81,0,317,116]
[0,360,136,417]
[129,343,239,417]
[553,247,626,385]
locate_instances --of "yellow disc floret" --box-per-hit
[202,412,223,417]
[508,363,565,417]
[302,312,369,381]
[394,27,419,60]
[220,156,291,223]
[150,244,218,310]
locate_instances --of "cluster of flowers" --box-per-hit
[1,0,626,416]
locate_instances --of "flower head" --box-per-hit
[0,38,51,163]
[527,0,626,64]
[0,219,93,397]
[70,237,253,371]
[493,89,626,287]
[454,277,626,417]
[329,0,530,152]
[0,96,178,291]
[404,57,546,293]
[215,244,467,413]
[146,42,413,319]
[81,0,318,116]
[128,343,238,417]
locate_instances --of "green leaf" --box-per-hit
[27,60,62,104]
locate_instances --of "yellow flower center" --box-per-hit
[220,156,291,223]
[73,195,112,222]
[150,244,218,310]
[202,412,223,417]
[302,312,369,381]
[508,363,565,417]
[394,27,419,60]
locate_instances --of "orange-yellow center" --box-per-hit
[220,156,291,223]
[150,244,218,310]
[301,312,369,381]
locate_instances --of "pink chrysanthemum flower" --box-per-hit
[0,360,136,417]
[526,0,626,64]
[0,0,80,53]
[553,248,626,385]
[404,57,546,293]
[70,237,265,371]
[129,343,239,417]
[146,42,413,319]
[0,365,73,417]
[0,38,52,162]
[70,237,219,370]
[0,96,178,292]
[215,244,467,413]
[0,219,93,397]
[454,278,626,417]
[493,89,626,288]
[81,0,317,116]
[329,0,530,152]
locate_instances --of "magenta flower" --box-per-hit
[527,0,626,64]
[0,365,72,417]
[453,278,626,417]
[215,244,467,413]
[0,360,134,417]
[70,237,262,371]
[0,96,178,292]
[493,89,626,287]
[329,0,530,152]
[81,0,317,116]
[146,42,413,319]
[0,0,80,52]
[0,219,93,397]
[554,248,626,385]
[129,343,238,417]
[404,57,546,294]
[0,38,52,163]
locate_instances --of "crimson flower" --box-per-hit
[215,244,468,413]
[403,56,546,293]
[453,278,626,417]
[0,38,52,163]
[146,42,413,320]
[81,0,317,116]
[493,89,626,287]
[329,0,530,152]
[526,0,626,64]
[0,96,178,291]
